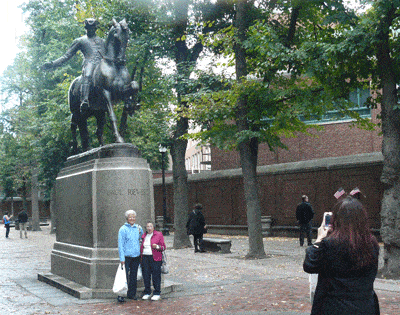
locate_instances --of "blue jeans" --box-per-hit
[142,255,162,295]
[125,256,140,298]
[5,223,10,238]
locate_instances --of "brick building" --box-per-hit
[211,95,381,170]
[154,89,385,235]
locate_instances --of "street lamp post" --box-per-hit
[159,145,169,236]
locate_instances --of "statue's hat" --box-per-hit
[84,18,99,29]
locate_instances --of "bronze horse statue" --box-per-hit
[69,18,139,154]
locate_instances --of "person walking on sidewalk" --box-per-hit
[296,195,314,246]
[3,212,11,238]
[118,210,143,302]
[18,210,28,239]
[140,221,166,301]
[186,203,207,253]
[303,196,380,315]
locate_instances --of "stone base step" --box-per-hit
[38,272,182,300]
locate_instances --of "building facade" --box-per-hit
[185,138,212,173]
[153,90,385,235]
[211,96,381,170]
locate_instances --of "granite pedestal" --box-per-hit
[40,143,154,299]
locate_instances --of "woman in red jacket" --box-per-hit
[140,221,166,301]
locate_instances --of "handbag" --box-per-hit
[161,251,169,274]
[112,264,128,295]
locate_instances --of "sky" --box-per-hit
[0,0,368,75]
[0,0,368,74]
[0,0,27,74]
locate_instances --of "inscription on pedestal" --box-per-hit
[103,188,147,196]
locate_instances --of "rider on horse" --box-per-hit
[42,18,105,112]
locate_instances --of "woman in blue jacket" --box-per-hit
[3,212,11,238]
[118,210,143,302]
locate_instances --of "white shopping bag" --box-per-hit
[309,273,318,304]
[161,251,169,274]
[137,264,143,281]
[113,264,128,295]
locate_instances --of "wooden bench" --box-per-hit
[202,237,232,254]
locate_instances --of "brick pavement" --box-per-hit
[0,224,399,315]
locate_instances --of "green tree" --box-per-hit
[0,0,173,199]
[285,0,400,277]
[145,0,234,248]
[185,0,375,258]
[351,0,400,277]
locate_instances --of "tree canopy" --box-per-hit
[0,0,174,199]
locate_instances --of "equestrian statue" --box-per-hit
[42,18,139,154]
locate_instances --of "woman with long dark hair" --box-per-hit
[304,196,380,314]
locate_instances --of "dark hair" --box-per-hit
[302,195,308,202]
[328,196,378,268]
[194,203,203,210]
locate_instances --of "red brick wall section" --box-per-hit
[211,108,382,170]
[153,154,384,231]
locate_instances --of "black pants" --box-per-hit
[299,222,312,246]
[193,233,204,252]
[142,255,162,295]
[125,256,140,299]
[5,223,10,238]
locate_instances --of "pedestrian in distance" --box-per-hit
[18,209,28,239]
[296,195,314,246]
[3,212,12,238]
[186,203,207,253]
[140,221,166,301]
[303,196,380,315]
[117,210,143,302]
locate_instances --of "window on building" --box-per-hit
[299,88,371,124]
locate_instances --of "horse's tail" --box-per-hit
[69,76,81,113]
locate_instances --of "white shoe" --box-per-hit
[151,295,161,301]
[142,294,151,300]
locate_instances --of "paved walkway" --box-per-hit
[1,225,399,315]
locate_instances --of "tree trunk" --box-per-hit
[376,4,400,276]
[22,177,28,211]
[379,81,400,276]
[239,136,266,258]
[171,118,192,248]
[235,0,266,259]
[170,0,194,249]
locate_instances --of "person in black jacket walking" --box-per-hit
[18,210,29,239]
[296,195,314,246]
[186,204,207,253]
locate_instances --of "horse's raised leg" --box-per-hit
[103,90,124,143]
[77,112,90,151]
[95,111,106,146]
[70,113,79,155]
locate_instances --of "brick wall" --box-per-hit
[154,153,384,232]
[211,108,382,170]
